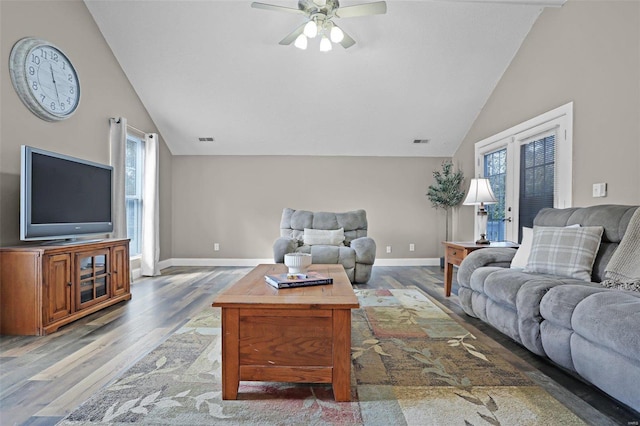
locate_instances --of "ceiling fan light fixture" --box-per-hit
[330,25,344,43]
[319,35,332,52]
[294,33,308,50]
[303,20,318,38]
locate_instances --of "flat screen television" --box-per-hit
[21,145,113,242]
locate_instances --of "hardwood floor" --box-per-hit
[1,265,638,425]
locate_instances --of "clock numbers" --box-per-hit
[10,37,80,121]
[24,44,80,117]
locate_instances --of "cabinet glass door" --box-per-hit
[76,249,110,309]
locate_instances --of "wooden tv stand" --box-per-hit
[0,238,131,336]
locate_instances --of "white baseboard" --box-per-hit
[153,257,440,269]
[372,258,440,266]
[131,267,142,280]
[170,258,275,267]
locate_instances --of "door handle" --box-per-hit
[502,217,512,222]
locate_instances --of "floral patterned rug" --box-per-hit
[58,288,585,425]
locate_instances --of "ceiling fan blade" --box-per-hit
[337,27,356,49]
[336,1,387,18]
[251,2,305,14]
[279,22,306,45]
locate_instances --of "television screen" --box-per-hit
[21,145,113,241]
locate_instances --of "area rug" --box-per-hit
[58,288,585,425]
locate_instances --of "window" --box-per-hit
[519,133,555,235]
[125,131,144,256]
[473,103,573,243]
[484,148,507,242]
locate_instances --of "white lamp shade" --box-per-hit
[303,20,318,38]
[294,34,308,50]
[319,36,332,52]
[330,26,344,43]
[463,178,497,205]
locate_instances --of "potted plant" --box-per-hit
[426,161,465,267]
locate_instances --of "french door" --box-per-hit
[473,103,573,243]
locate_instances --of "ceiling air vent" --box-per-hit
[198,137,215,142]
[413,139,430,144]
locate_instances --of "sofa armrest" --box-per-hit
[273,237,298,263]
[350,237,376,265]
[457,248,517,287]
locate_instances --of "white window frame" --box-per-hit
[473,102,573,241]
[126,127,145,258]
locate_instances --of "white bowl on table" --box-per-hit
[284,252,312,274]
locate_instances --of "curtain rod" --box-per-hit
[127,124,146,135]
[110,117,147,136]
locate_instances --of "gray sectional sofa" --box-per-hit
[457,205,640,412]
[273,208,376,283]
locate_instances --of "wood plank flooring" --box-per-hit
[1,265,638,425]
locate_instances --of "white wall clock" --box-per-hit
[9,37,81,122]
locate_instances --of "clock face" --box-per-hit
[9,37,80,121]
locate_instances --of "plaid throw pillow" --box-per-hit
[523,225,604,281]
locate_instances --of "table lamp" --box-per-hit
[463,178,498,244]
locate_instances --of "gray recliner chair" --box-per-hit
[273,208,376,283]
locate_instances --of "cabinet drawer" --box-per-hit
[446,246,466,265]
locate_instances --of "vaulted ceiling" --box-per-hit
[85,0,563,157]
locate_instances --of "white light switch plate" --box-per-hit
[592,183,607,197]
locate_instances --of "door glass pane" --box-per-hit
[80,282,92,303]
[483,148,507,242]
[79,257,93,280]
[96,277,107,298]
[519,135,555,238]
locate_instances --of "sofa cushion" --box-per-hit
[533,205,639,282]
[539,284,607,330]
[571,334,640,414]
[483,270,540,309]
[572,290,640,359]
[303,228,345,246]
[524,225,604,281]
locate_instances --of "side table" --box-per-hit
[442,241,519,297]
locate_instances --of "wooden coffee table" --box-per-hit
[211,263,359,401]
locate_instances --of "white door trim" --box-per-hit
[473,102,573,241]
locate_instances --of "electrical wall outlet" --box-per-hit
[386,245,392,254]
[409,243,415,252]
[214,243,220,251]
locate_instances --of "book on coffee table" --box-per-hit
[264,271,333,289]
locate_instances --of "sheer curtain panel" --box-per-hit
[109,117,127,239]
[141,133,160,276]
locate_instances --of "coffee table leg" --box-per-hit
[221,308,240,400]
[332,309,352,402]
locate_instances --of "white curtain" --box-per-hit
[109,117,127,239]
[141,133,160,276]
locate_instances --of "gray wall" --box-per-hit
[452,0,640,240]
[171,155,454,260]
[4,0,637,263]
[0,0,173,261]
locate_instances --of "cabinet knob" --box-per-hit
[67,282,72,287]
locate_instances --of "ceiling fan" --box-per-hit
[251,0,387,51]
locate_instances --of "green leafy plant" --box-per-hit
[426,161,465,242]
